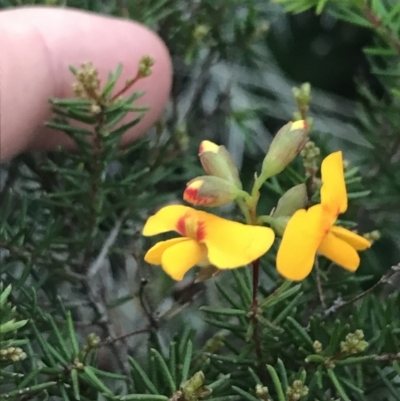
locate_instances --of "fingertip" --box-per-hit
[0,7,172,160]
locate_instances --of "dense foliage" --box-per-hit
[1,1,400,401]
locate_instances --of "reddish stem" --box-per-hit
[111,73,142,102]
[251,258,264,377]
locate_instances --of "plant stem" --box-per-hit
[236,198,252,224]
[251,257,264,378]
[363,3,400,56]
[251,258,260,310]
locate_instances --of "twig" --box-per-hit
[99,328,150,347]
[323,263,400,318]
[314,258,326,309]
[139,278,159,329]
[363,4,400,56]
[0,160,20,207]
[250,258,264,379]
[87,211,128,278]
[81,279,131,377]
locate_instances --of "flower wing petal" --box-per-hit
[318,231,360,272]
[277,205,325,281]
[198,211,275,269]
[144,238,189,265]
[330,225,371,250]
[320,151,347,214]
[161,239,207,280]
[143,205,193,236]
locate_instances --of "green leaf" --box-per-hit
[3,382,57,398]
[0,318,28,334]
[327,369,352,401]
[150,348,176,393]
[47,315,71,360]
[71,368,81,400]
[168,341,177,386]
[180,339,193,383]
[232,386,259,401]
[115,396,169,401]
[260,283,302,309]
[83,366,114,396]
[276,359,288,391]
[128,356,158,395]
[266,365,286,401]
[207,374,231,391]
[324,319,346,356]
[0,284,12,308]
[200,307,247,316]
[375,367,400,401]
[231,269,252,307]
[66,311,79,357]
[273,293,302,324]
[285,317,314,348]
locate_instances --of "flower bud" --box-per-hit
[199,141,242,189]
[269,216,290,237]
[273,184,308,218]
[184,176,239,207]
[261,120,308,178]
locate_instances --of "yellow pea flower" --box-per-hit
[143,205,275,281]
[277,151,371,281]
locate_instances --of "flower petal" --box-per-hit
[161,239,207,280]
[320,151,347,215]
[318,231,360,272]
[330,225,371,251]
[277,205,326,281]
[144,238,189,265]
[197,211,275,269]
[143,205,193,236]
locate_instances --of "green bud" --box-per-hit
[184,176,241,207]
[87,333,101,348]
[181,371,211,400]
[193,25,210,41]
[273,184,308,218]
[262,120,308,179]
[199,141,242,188]
[286,380,309,401]
[340,330,369,354]
[138,55,155,77]
[255,384,269,400]
[313,340,323,353]
[270,216,290,237]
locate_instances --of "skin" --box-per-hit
[0,7,172,161]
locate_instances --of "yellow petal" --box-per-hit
[197,211,275,269]
[330,225,371,251]
[161,239,207,280]
[142,205,193,236]
[277,205,326,281]
[144,238,188,265]
[318,231,360,272]
[320,151,347,215]
[199,140,219,154]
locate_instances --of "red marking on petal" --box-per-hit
[196,221,206,241]
[199,142,205,154]
[176,215,187,236]
[175,212,206,242]
[184,187,215,205]
[184,187,200,202]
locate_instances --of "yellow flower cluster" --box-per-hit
[143,131,371,282]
